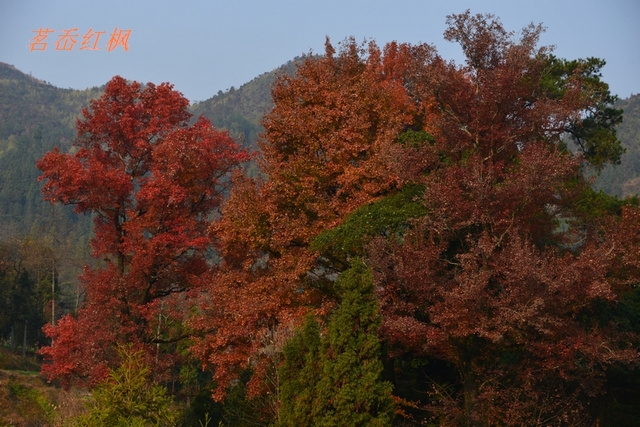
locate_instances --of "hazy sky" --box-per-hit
[1,0,639,103]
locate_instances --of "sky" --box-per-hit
[1,0,639,103]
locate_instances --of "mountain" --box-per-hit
[0,62,101,238]
[594,94,640,197]
[189,57,301,149]
[0,60,638,243]
[0,58,302,239]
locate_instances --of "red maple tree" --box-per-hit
[37,76,248,386]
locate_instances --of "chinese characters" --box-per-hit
[29,28,131,52]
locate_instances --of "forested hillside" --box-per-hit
[596,94,640,196]
[1,60,638,245]
[0,63,102,356]
[0,57,300,242]
[0,62,99,239]
[189,58,300,149]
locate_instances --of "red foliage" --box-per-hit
[37,76,248,385]
[36,14,637,424]
[192,12,638,424]
[189,39,432,398]
[365,12,638,424]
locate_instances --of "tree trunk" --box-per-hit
[460,358,479,427]
[51,261,55,326]
[22,321,27,357]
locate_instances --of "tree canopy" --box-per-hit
[37,76,248,386]
[33,11,640,426]
[191,11,638,425]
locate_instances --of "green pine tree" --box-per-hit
[316,260,394,427]
[278,260,394,426]
[73,344,177,427]
[278,314,322,427]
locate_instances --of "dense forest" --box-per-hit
[2,11,640,426]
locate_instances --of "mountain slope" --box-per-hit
[595,94,640,197]
[189,57,302,149]
[0,62,101,238]
[0,58,304,238]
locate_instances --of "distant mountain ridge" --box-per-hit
[0,62,103,238]
[189,57,301,149]
[0,60,638,241]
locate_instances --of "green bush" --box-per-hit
[72,345,177,427]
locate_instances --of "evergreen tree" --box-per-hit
[278,260,394,426]
[73,345,177,427]
[278,314,322,427]
[315,260,394,427]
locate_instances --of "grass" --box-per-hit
[0,345,41,372]
[0,347,86,426]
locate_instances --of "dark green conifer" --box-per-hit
[278,314,322,427]
[315,259,393,427]
[278,260,393,426]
